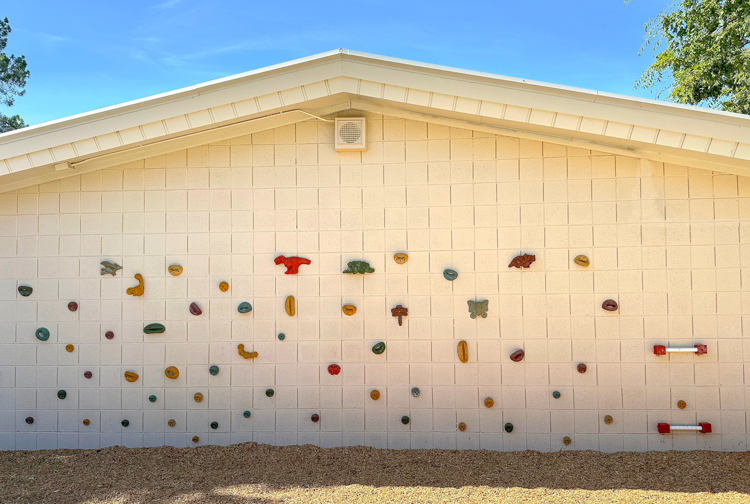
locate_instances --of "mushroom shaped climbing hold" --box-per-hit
[121,419,129,427]
[219,281,229,292]
[265,389,274,398]
[577,363,587,374]
[443,269,458,281]
[327,364,341,376]
[411,387,420,398]
[458,422,467,432]
[168,419,176,428]
[168,265,183,276]
[57,390,67,399]
[148,395,157,403]
[25,417,33,425]
[144,323,165,334]
[563,436,572,446]
[68,301,78,312]
[552,391,561,399]
[126,274,144,296]
[210,421,218,430]
[274,255,311,274]
[508,253,535,269]
[574,255,590,267]
[370,390,381,401]
[124,371,139,383]
[604,415,613,425]
[209,365,219,376]
[285,296,295,316]
[677,400,687,409]
[243,411,252,418]
[18,286,32,297]
[277,333,285,341]
[237,344,258,360]
[602,299,619,311]
[484,398,494,408]
[65,344,74,353]
[457,340,469,363]
[35,328,50,341]
[504,422,514,433]
[164,366,179,379]
[509,349,525,362]
[84,371,92,379]
[342,305,357,316]
[189,302,202,316]
[82,419,90,426]
[401,416,410,425]
[311,414,320,423]
[371,342,386,355]
[105,331,114,340]
[237,302,252,313]
[192,436,200,443]
[194,393,203,403]
[394,253,408,264]
[391,305,408,325]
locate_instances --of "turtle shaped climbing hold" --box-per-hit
[194,392,203,403]
[148,395,157,403]
[411,387,420,398]
[57,390,67,400]
[265,389,274,398]
[105,331,115,340]
[401,416,410,425]
[18,286,32,297]
[458,422,467,432]
[210,421,218,430]
[25,416,33,425]
[219,281,229,292]
[68,301,78,312]
[144,323,165,334]
[35,328,50,341]
[238,302,252,313]
[311,414,320,423]
[168,419,176,428]
[192,436,199,443]
[504,422,514,433]
[189,302,202,316]
[168,265,183,276]
[328,364,341,375]
[509,349,525,362]
[443,269,458,281]
[602,299,619,311]
[484,398,494,408]
[243,411,252,419]
[372,342,386,355]
[124,371,139,383]
[209,365,219,376]
[65,344,74,353]
[121,419,129,428]
[82,419,90,426]
[370,390,380,400]
[574,255,590,267]
[277,333,285,341]
[164,366,179,379]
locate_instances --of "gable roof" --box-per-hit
[0,48,749,193]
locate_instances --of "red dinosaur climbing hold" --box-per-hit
[274,255,311,274]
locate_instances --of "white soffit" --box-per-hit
[0,48,749,192]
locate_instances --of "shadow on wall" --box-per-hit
[3,444,750,503]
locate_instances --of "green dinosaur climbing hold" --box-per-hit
[343,261,374,274]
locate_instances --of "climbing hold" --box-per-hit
[18,286,32,297]
[563,436,572,446]
[82,419,90,426]
[484,397,494,408]
[343,261,374,274]
[121,420,129,427]
[457,340,469,363]
[394,253,408,264]
[443,269,458,281]
[100,261,122,276]
[194,393,203,403]
[552,391,561,399]
[277,333,285,341]
[238,302,252,313]
[209,365,219,376]
[25,417,33,425]
[126,274,144,296]
[602,299,618,311]
[604,415,613,425]
[274,255,311,274]
[411,387,420,398]
[285,296,295,316]
[219,281,229,292]
[35,328,50,341]
[168,419,176,428]
[265,389,274,398]
[243,411,251,418]
[168,265,183,276]
[458,422,467,432]
[210,421,218,430]
[504,422,514,433]
[148,395,157,403]
[311,414,320,423]
[68,301,78,312]
[370,390,380,400]
[372,342,386,355]
[574,255,590,267]
[401,416,410,425]
[328,364,341,376]
[124,371,139,383]
[509,349,525,362]
[189,302,202,316]
[508,253,535,269]
[677,400,687,409]
[342,305,357,316]
[105,331,114,340]
[165,366,179,379]
[237,344,258,359]
[467,299,489,319]
[84,371,92,379]
[391,305,408,325]
[65,344,74,353]
[577,363,587,374]
[192,436,199,443]
[144,323,165,334]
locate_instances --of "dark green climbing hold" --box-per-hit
[121,419,129,428]
[149,395,157,403]
[57,390,67,400]
[210,421,218,430]
[209,365,219,376]
[243,410,251,418]
[411,387,420,398]
[504,422,514,433]
[552,391,561,399]
[401,416,410,425]
[371,342,385,355]
[143,323,165,334]
[265,389,274,398]
[278,333,285,341]
[443,269,458,281]
[238,302,252,313]
[18,286,32,297]
[35,327,50,341]
[343,260,374,274]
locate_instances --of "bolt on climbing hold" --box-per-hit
[265,389,274,398]
[467,300,489,319]
[574,255,590,267]
[411,387,420,398]
[144,323,165,334]
[504,422,514,433]
[274,255,311,274]
[82,419,90,426]
[65,344,74,353]
[394,253,408,264]
[57,390,67,400]
[25,417,33,425]
[285,296,295,316]
[401,416,410,425]
[210,422,218,430]
[391,305,408,325]
[343,260,374,274]
[68,301,78,312]
[243,411,252,418]
[35,328,49,341]
[121,420,129,427]
[677,400,687,409]
[602,299,618,311]
[342,305,357,316]
[484,398,494,408]
[563,436,572,446]
[167,419,176,428]
[278,333,285,341]
[238,302,252,313]
[219,281,229,292]
[458,422,467,432]
[105,331,114,340]
[84,371,92,379]
[370,390,380,400]
[311,414,320,423]
[100,261,122,276]
[209,365,219,376]
[124,371,139,383]
[552,391,561,399]
[149,395,157,403]
[189,302,202,316]
[328,364,341,375]
[168,265,183,276]
[457,340,469,363]
[604,415,613,425]
[192,436,200,443]
[194,393,203,403]
[165,366,179,379]
[237,344,258,359]
[443,269,458,281]
[577,363,587,374]
[126,274,144,296]
[509,349,525,362]
[509,253,535,269]
[372,342,386,355]
[18,286,32,297]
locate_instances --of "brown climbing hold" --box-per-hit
[194,392,203,403]
[126,274,144,296]
[168,419,176,428]
[311,414,320,423]
[458,422,467,432]
[510,349,525,362]
[394,253,408,264]
[677,400,687,409]
[391,305,408,326]
[237,344,258,360]
[602,299,618,311]
[192,436,199,443]
[604,415,613,425]
[574,255,590,267]
[68,301,78,312]
[509,253,535,269]
[342,305,357,316]
[457,340,468,363]
[65,344,74,353]
[105,331,114,340]
[563,436,572,446]
[82,419,90,426]
[84,371,92,379]
[219,281,229,292]
[164,366,180,379]
[577,363,587,374]
[285,296,295,316]
[168,265,183,276]
[189,302,202,316]
[484,397,494,408]
[124,371,139,383]
[370,390,380,401]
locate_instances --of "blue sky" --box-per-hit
[3,0,666,126]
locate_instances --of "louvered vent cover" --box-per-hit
[335,118,366,151]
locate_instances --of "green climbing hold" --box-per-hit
[57,390,67,400]
[401,416,410,425]
[210,421,218,430]
[144,323,165,334]
[238,302,252,313]
[443,269,458,281]
[149,395,157,403]
[278,333,285,341]
[343,261,374,274]
[371,342,386,355]
[35,327,50,341]
[18,286,32,297]
[504,422,514,433]
[209,365,219,376]
[411,387,420,398]
[552,391,561,399]
[243,410,252,418]
[121,419,130,428]
[265,389,274,398]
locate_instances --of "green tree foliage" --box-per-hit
[636,0,750,114]
[0,17,29,133]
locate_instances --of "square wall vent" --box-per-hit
[335,118,366,152]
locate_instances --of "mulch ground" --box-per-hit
[2,444,750,503]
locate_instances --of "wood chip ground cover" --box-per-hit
[1,444,750,503]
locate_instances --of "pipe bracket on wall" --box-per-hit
[654,344,707,355]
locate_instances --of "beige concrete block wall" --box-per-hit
[0,112,745,452]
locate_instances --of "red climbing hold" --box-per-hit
[189,302,202,316]
[328,364,341,375]
[274,255,311,274]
